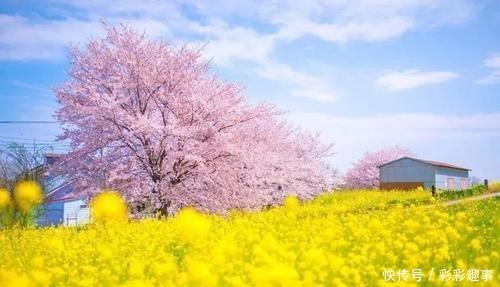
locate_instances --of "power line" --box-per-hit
[0,142,68,147]
[0,137,69,145]
[0,140,70,149]
[0,138,69,144]
[0,121,58,124]
[0,145,70,152]
[0,144,69,149]
[0,136,63,142]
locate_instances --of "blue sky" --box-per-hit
[0,0,499,180]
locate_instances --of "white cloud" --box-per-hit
[267,0,473,44]
[476,54,500,85]
[484,55,500,68]
[0,0,476,102]
[0,14,169,60]
[288,112,500,142]
[190,21,340,101]
[286,112,500,174]
[376,69,459,91]
[256,62,338,101]
[0,15,95,59]
[0,1,477,61]
[276,16,414,43]
[189,20,277,66]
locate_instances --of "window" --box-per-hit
[447,178,455,190]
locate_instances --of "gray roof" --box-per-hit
[378,156,470,171]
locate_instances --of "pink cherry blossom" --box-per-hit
[53,24,335,214]
[342,146,412,189]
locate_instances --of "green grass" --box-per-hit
[437,185,488,201]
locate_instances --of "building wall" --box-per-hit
[435,167,469,190]
[37,202,63,226]
[63,199,90,226]
[379,158,436,189]
[39,155,91,226]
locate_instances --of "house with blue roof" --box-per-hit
[37,154,90,226]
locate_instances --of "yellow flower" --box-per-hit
[251,264,299,287]
[185,259,217,286]
[14,181,42,213]
[474,256,489,268]
[46,238,65,252]
[90,190,128,223]
[469,238,481,251]
[128,260,145,278]
[0,189,496,287]
[0,188,11,209]
[30,270,51,286]
[0,269,32,287]
[120,279,154,287]
[174,207,211,242]
[284,195,299,209]
[455,211,467,222]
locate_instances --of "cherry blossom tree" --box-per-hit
[54,24,334,214]
[342,146,413,189]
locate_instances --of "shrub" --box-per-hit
[437,185,486,200]
[488,181,500,192]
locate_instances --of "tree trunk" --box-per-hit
[155,200,171,217]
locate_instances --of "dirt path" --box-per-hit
[443,192,500,206]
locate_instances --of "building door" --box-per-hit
[460,179,468,190]
[447,178,455,190]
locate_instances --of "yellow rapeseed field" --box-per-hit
[0,190,498,287]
